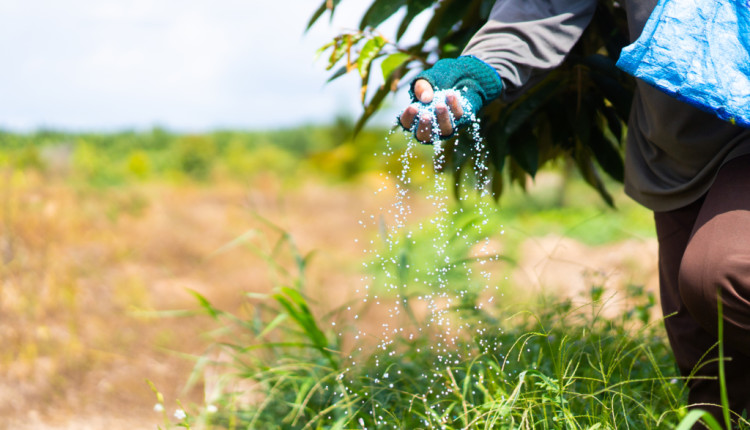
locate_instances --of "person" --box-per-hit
[399,0,750,427]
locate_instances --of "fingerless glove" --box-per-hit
[409,56,503,132]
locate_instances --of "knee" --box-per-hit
[679,239,750,334]
[678,240,723,331]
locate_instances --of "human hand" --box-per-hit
[399,80,464,144]
[397,56,504,144]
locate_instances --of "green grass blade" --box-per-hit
[675,409,724,430]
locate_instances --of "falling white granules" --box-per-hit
[341,87,505,427]
[402,88,475,142]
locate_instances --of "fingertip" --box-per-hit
[400,105,418,129]
[414,79,434,103]
[435,103,453,137]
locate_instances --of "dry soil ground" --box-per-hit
[0,172,657,429]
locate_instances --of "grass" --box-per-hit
[157,223,748,430]
[0,131,739,429]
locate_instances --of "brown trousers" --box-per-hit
[655,155,750,426]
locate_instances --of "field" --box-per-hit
[0,127,729,429]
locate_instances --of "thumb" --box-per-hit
[414,79,434,103]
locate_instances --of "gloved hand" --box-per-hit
[399,56,503,143]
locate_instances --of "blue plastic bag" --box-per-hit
[617,0,750,127]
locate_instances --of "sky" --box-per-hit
[0,0,421,132]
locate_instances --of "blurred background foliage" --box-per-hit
[0,122,653,253]
[0,120,652,237]
[0,122,426,187]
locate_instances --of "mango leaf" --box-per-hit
[381,52,411,80]
[502,75,565,137]
[600,103,623,143]
[354,76,396,135]
[325,33,365,71]
[534,113,563,165]
[485,119,509,172]
[358,36,386,78]
[491,168,504,201]
[573,95,594,151]
[315,40,336,59]
[574,145,615,207]
[423,0,472,40]
[508,123,539,177]
[508,159,528,191]
[590,73,632,120]
[397,0,434,40]
[326,36,348,71]
[306,0,342,31]
[588,120,624,182]
[360,0,408,30]
[307,1,328,31]
[326,64,349,83]
[421,0,457,40]
[452,134,473,169]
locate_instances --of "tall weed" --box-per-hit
[158,225,748,430]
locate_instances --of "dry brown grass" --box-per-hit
[0,168,658,429]
[0,170,395,429]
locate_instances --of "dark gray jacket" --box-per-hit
[464,0,750,211]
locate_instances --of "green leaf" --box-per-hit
[315,40,337,61]
[503,75,565,137]
[397,0,434,40]
[508,123,539,177]
[306,0,342,31]
[584,55,633,120]
[306,1,328,31]
[327,64,349,83]
[574,146,615,208]
[588,121,624,182]
[325,33,364,71]
[380,52,411,81]
[280,286,310,310]
[508,159,528,191]
[357,36,386,78]
[491,169,504,201]
[591,72,632,120]
[360,0,407,30]
[327,37,348,71]
[423,0,471,40]
[188,290,221,320]
[354,77,394,136]
[258,313,289,338]
[600,103,623,143]
[674,409,724,430]
[452,133,473,169]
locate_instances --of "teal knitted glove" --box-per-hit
[403,55,503,138]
